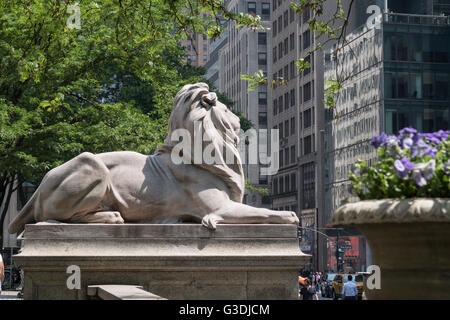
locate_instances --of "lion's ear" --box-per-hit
[200,93,217,109]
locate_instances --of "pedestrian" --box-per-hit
[299,279,319,300]
[341,275,358,300]
[0,253,4,295]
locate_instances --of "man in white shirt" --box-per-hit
[341,275,358,300]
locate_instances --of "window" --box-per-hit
[298,35,302,52]
[290,117,296,135]
[290,33,295,51]
[284,38,288,56]
[290,146,296,165]
[273,0,277,11]
[248,2,256,15]
[303,82,312,102]
[304,135,312,154]
[304,108,312,128]
[285,173,290,191]
[258,91,267,105]
[304,55,311,76]
[278,15,282,33]
[290,8,295,22]
[192,55,197,62]
[303,8,310,23]
[258,52,267,65]
[284,10,288,28]
[280,152,284,169]
[290,88,295,106]
[284,120,289,137]
[262,3,270,17]
[280,176,284,192]
[290,61,295,80]
[279,122,284,138]
[285,148,289,166]
[303,30,311,50]
[259,112,267,128]
[258,32,267,45]
[273,47,277,63]
[278,43,283,59]
[284,92,289,110]
[203,34,207,41]
[284,65,289,81]
[290,172,296,191]
[203,55,207,62]
[302,162,315,209]
[278,95,283,113]
[203,44,207,52]
[273,177,278,194]
[272,21,277,37]
[273,99,278,116]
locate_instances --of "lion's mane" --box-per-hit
[155,83,245,203]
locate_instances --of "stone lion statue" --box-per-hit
[9,83,299,233]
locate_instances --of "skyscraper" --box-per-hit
[218,0,272,207]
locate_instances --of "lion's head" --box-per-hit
[156,82,245,202]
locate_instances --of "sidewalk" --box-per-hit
[0,291,22,300]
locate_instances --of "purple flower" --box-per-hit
[412,170,427,187]
[371,133,387,148]
[412,159,436,187]
[402,137,413,149]
[394,157,414,179]
[444,160,450,176]
[399,127,417,138]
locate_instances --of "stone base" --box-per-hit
[14,223,309,300]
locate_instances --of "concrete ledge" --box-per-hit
[14,223,309,300]
[87,285,167,300]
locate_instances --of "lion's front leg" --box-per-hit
[202,201,299,230]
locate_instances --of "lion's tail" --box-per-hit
[8,194,36,234]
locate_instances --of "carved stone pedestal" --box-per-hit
[14,223,309,300]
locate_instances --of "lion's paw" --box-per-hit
[201,214,224,230]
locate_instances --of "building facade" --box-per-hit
[323,1,450,271]
[218,0,272,207]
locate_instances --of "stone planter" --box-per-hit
[331,198,450,300]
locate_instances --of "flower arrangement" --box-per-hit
[349,128,450,200]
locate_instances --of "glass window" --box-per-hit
[258,52,267,65]
[290,172,296,191]
[303,30,311,50]
[248,2,256,15]
[302,162,315,209]
[304,82,312,102]
[259,112,267,128]
[285,120,289,136]
[258,32,267,45]
[303,8,310,23]
[304,135,312,154]
[273,99,278,116]
[278,15,282,33]
[304,108,312,128]
[290,33,295,51]
[278,95,283,114]
[290,88,296,106]
[284,92,289,110]
[262,3,270,17]
[272,21,277,37]
[304,55,311,76]
[273,47,277,63]
[284,10,288,27]
[273,177,278,194]
[290,117,296,135]
[284,38,288,55]
[258,92,267,105]
[285,149,289,166]
[285,173,290,191]
[279,122,284,139]
[290,8,295,23]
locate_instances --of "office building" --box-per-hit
[218,0,272,208]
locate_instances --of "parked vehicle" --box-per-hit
[331,274,364,300]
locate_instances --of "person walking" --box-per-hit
[341,275,358,300]
[299,279,319,300]
[0,254,4,295]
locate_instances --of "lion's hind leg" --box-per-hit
[69,211,125,224]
